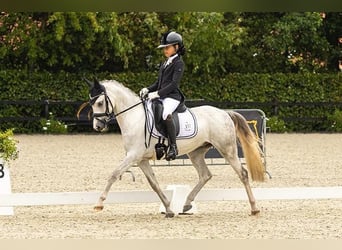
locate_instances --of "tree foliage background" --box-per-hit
[1,12,341,75]
[0,12,341,133]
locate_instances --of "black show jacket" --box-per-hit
[147,55,185,102]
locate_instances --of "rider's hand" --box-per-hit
[148,91,160,100]
[139,88,149,99]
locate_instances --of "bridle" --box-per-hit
[88,83,151,148]
[89,88,143,127]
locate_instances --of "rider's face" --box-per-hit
[163,45,178,58]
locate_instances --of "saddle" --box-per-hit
[151,100,187,160]
[144,99,197,160]
[151,99,187,138]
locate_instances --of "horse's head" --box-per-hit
[84,78,114,132]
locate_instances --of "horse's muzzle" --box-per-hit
[93,118,108,132]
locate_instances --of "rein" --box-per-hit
[111,100,144,119]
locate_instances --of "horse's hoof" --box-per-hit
[251,210,260,216]
[165,212,175,218]
[183,205,192,213]
[94,205,104,211]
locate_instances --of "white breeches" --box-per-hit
[161,98,180,120]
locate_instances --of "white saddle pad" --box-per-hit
[145,100,198,139]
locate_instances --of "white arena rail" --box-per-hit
[1,163,342,215]
[0,190,172,207]
[1,186,341,211]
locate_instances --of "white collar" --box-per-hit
[165,54,178,67]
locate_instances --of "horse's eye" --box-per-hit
[97,101,104,107]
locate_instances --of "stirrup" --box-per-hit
[155,143,167,160]
[166,144,178,161]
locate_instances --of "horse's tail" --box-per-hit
[228,111,265,182]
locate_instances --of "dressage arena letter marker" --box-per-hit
[0,161,14,216]
[0,163,5,178]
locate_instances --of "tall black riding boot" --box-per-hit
[165,115,178,161]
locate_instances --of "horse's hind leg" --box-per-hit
[221,146,260,215]
[139,160,175,218]
[184,145,212,213]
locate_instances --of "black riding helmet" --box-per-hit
[157,31,183,48]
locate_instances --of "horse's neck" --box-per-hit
[107,84,144,135]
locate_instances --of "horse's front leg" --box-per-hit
[94,155,136,211]
[139,160,175,218]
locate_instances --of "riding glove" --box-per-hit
[148,91,160,100]
[139,88,149,98]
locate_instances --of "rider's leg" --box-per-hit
[162,98,180,161]
[165,114,178,160]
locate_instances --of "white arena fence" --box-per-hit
[1,183,342,216]
[2,186,342,207]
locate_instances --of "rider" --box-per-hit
[139,31,186,160]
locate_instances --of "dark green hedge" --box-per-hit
[0,70,341,132]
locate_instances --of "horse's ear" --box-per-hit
[83,77,93,88]
[94,77,101,89]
